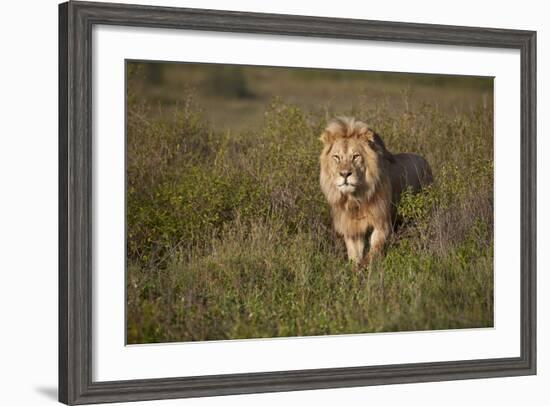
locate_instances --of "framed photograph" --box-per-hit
[59,1,536,404]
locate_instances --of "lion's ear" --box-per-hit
[319,130,335,146]
[366,130,395,163]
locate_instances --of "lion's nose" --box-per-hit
[340,171,352,179]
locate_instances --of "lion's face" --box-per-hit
[325,137,367,195]
[319,117,390,206]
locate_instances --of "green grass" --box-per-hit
[126,62,494,344]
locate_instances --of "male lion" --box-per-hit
[319,117,432,266]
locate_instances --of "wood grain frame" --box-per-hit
[59,1,537,404]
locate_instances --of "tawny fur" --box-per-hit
[319,117,433,266]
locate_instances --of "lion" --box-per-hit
[319,117,433,266]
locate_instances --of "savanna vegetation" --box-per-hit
[126,62,494,344]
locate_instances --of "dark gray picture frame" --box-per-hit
[59,1,537,404]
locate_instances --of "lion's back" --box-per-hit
[389,153,433,201]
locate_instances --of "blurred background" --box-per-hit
[128,61,492,132]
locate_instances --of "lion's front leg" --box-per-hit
[365,224,391,265]
[344,235,365,264]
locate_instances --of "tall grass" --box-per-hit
[126,68,494,344]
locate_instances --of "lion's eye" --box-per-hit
[332,155,340,163]
[352,154,360,161]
